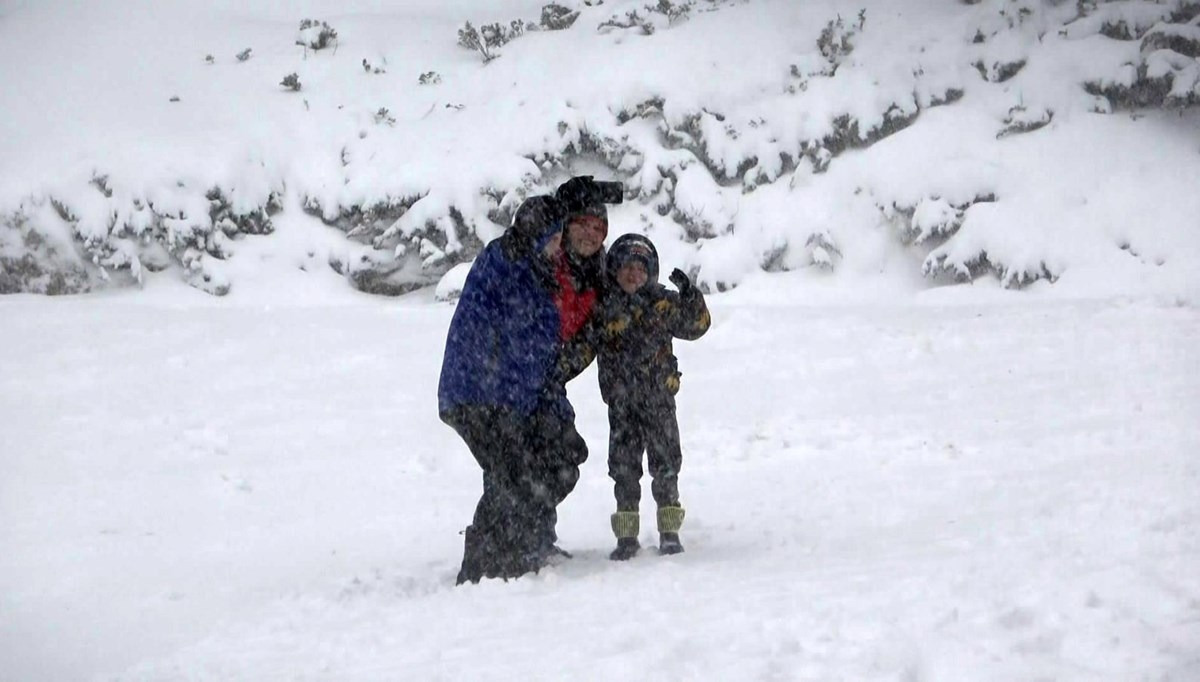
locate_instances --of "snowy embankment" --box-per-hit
[1,0,1199,300]
[1,282,1197,680]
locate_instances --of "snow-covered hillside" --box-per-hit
[1,0,1198,300]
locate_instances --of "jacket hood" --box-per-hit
[606,233,659,284]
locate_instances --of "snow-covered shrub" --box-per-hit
[598,1,697,35]
[299,189,488,296]
[457,4,581,63]
[918,198,1060,288]
[540,4,581,30]
[816,12,864,74]
[996,104,1054,137]
[598,10,657,36]
[1142,19,1200,56]
[457,22,495,62]
[1059,2,1200,108]
[280,73,301,91]
[349,206,483,296]
[0,209,92,295]
[647,0,694,24]
[302,196,419,248]
[418,71,441,85]
[362,58,385,74]
[1063,1,1196,41]
[887,194,998,246]
[296,19,338,51]
[805,232,842,270]
[457,20,526,62]
[484,21,526,49]
[434,262,471,301]
[974,56,1026,82]
[374,108,396,126]
[10,174,283,296]
[1085,16,1200,108]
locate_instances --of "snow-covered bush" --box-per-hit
[816,11,866,74]
[0,209,92,294]
[1077,1,1200,108]
[540,3,581,30]
[647,0,694,24]
[996,104,1054,137]
[374,108,396,126]
[295,19,338,51]
[280,73,301,91]
[598,10,657,36]
[457,20,527,62]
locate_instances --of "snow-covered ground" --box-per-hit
[2,282,1198,681]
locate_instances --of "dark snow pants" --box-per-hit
[525,409,588,554]
[607,394,682,512]
[444,405,586,584]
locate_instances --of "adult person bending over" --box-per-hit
[437,195,570,585]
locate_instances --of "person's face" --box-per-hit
[541,232,562,260]
[566,216,606,258]
[616,260,648,294]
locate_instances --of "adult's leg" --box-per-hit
[445,406,538,583]
[525,410,587,556]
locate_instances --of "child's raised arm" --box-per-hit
[663,269,711,341]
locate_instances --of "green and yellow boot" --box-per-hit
[657,506,686,555]
[609,511,640,561]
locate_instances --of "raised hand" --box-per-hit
[669,268,692,296]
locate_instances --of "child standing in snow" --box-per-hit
[594,234,711,560]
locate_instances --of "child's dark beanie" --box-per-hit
[607,233,659,282]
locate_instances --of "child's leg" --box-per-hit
[607,401,646,559]
[645,397,686,553]
[644,398,683,509]
[607,400,647,512]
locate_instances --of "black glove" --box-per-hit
[669,268,692,296]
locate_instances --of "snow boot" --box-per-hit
[657,506,685,556]
[658,532,683,555]
[539,544,574,568]
[456,525,486,585]
[609,511,640,561]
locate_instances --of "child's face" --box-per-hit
[616,260,648,294]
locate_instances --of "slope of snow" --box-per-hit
[2,0,1198,298]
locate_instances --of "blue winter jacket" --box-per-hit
[438,238,569,419]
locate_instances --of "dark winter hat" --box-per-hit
[606,233,659,283]
[555,175,611,231]
[511,195,565,252]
